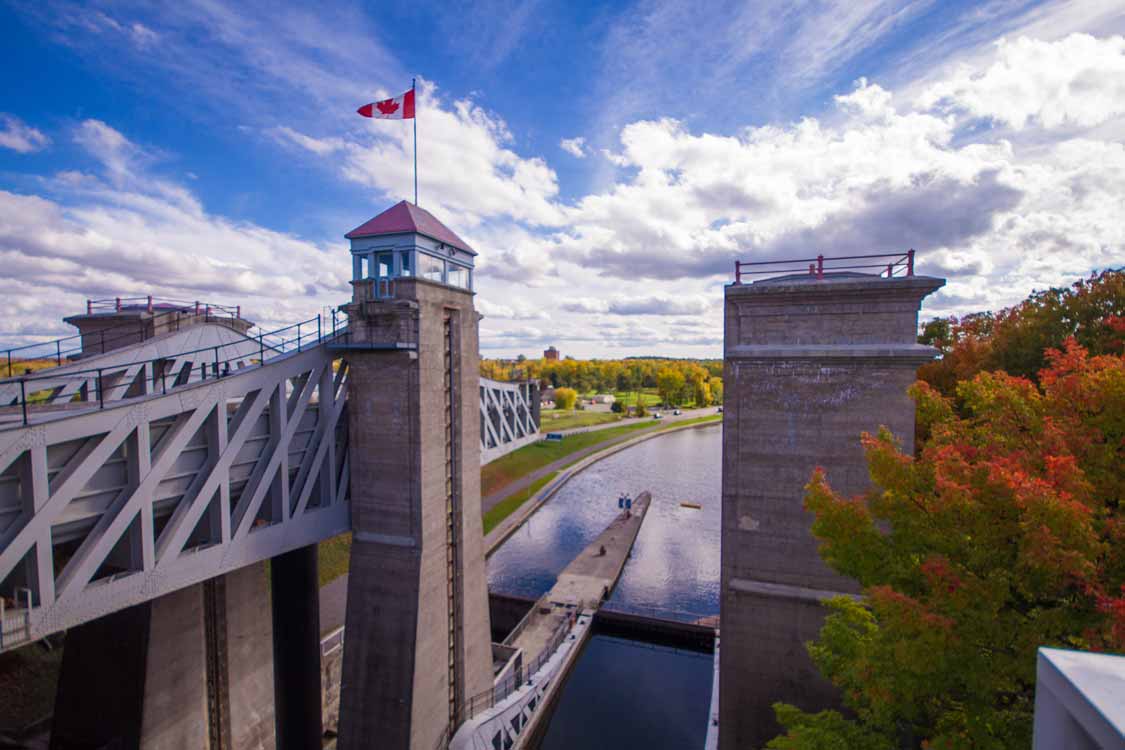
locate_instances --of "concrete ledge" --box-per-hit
[484,419,721,556]
[728,578,862,604]
[727,344,939,360]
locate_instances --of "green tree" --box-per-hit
[553,387,578,410]
[771,341,1125,749]
[656,368,686,406]
[709,376,724,405]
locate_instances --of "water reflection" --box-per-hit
[487,425,722,620]
[534,633,712,750]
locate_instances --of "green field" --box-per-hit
[483,471,559,534]
[317,414,723,585]
[539,409,623,431]
[612,390,663,406]
[481,420,661,497]
[318,532,353,587]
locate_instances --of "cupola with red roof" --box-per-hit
[346,201,475,297]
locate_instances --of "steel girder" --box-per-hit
[479,378,539,465]
[0,323,268,414]
[0,344,349,652]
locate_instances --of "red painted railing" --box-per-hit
[734,250,915,284]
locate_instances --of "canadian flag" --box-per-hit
[357,89,416,119]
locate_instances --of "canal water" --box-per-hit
[487,424,722,748]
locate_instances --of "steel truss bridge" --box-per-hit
[0,313,538,652]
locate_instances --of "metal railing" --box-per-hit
[3,297,244,376]
[734,249,915,284]
[85,295,241,318]
[0,588,32,650]
[457,614,576,726]
[2,312,338,426]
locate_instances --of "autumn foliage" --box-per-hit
[770,340,1125,749]
[918,268,1124,398]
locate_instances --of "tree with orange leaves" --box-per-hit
[770,340,1125,749]
[919,268,1124,400]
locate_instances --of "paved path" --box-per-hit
[482,407,717,514]
[319,573,349,634]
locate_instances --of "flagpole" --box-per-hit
[412,77,418,205]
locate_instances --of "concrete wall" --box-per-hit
[338,277,492,750]
[50,562,277,750]
[720,273,943,748]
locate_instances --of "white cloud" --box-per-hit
[0,115,51,154]
[4,16,1125,359]
[0,122,348,344]
[560,137,587,158]
[919,34,1125,131]
[333,81,566,230]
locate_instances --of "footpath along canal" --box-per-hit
[487,424,722,749]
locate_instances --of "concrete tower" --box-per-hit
[720,269,944,748]
[336,202,493,750]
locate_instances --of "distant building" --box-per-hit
[592,394,616,404]
[544,346,559,361]
[540,387,556,405]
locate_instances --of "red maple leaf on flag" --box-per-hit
[376,99,400,115]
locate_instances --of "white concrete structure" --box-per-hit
[1033,647,1125,749]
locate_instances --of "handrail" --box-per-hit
[2,311,341,426]
[3,297,245,376]
[734,249,915,284]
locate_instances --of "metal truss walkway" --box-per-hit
[0,324,349,652]
[0,314,539,652]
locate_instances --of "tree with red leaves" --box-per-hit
[770,340,1125,749]
[919,268,1124,399]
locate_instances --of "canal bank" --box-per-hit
[487,424,723,748]
[484,418,721,556]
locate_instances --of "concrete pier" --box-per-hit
[720,271,943,748]
[450,492,652,750]
[507,492,650,662]
[50,562,276,750]
[336,275,493,750]
[271,545,322,750]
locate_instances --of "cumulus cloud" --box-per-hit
[560,137,587,157]
[919,34,1125,131]
[333,81,565,230]
[3,21,1124,358]
[0,115,51,154]
[560,295,711,316]
[0,122,347,344]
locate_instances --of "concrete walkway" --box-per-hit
[507,492,651,662]
[482,407,718,514]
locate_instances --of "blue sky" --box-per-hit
[1,0,1124,356]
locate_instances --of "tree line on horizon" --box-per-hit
[480,355,724,407]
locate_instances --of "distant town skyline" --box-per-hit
[1,0,1123,358]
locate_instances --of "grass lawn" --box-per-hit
[481,414,722,498]
[613,390,663,407]
[539,409,623,431]
[483,471,558,534]
[316,414,722,585]
[3,358,62,379]
[318,532,353,587]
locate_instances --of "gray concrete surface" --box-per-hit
[337,277,492,750]
[719,271,943,749]
[508,492,650,662]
